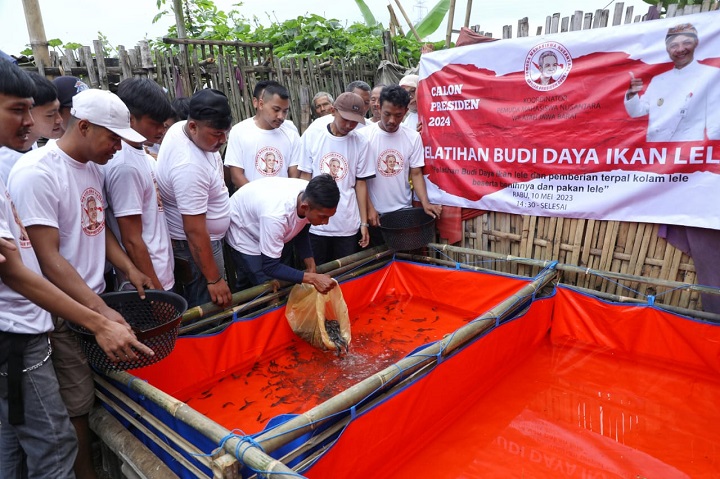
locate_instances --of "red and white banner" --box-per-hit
[419,12,720,229]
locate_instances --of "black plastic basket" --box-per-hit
[68,290,187,371]
[379,207,436,251]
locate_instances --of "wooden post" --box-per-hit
[172,0,192,97]
[93,40,109,90]
[517,17,529,37]
[387,3,405,36]
[382,30,394,62]
[393,0,422,41]
[612,3,625,26]
[445,0,458,48]
[21,0,51,69]
[570,11,583,31]
[464,0,473,28]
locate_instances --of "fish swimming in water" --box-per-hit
[325,319,349,356]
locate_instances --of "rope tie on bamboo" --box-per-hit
[647,295,655,306]
[350,405,357,420]
[215,430,266,458]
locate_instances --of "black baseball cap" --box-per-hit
[189,89,232,127]
[53,76,89,108]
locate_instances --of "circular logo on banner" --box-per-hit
[378,149,403,177]
[255,146,283,177]
[525,42,573,91]
[320,153,348,181]
[81,187,105,236]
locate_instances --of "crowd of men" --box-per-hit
[0,57,440,478]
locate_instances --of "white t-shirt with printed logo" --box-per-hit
[8,142,108,293]
[103,142,175,290]
[226,177,310,257]
[359,122,425,214]
[298,123,373,237]
[224,119,300,181]
[156,121,231,241]
[0,181,53,334]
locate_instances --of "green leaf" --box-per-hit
[353,0,378,26]
[47,38,63,47]
[408,0,450,40]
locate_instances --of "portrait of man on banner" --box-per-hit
[624,23,720,142]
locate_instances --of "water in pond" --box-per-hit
[180,293,477,434]
[389,336,720,478]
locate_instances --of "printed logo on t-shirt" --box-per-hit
[5,191,30,248]
[80,188,105,236]
[255,146,283,177]
[378,149,403,177]
[320,152,348,181]
[151,171,164,212]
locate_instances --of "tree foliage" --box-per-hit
[154,0,442,66]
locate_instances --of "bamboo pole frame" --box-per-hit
[104,370,301,478]
[253,265,558,453]
[90,406,180,479]
[428,243,720,298]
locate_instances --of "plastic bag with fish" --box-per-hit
[285,282,351,354]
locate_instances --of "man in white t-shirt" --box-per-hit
[8,87,155,479]
[0,73,63,184]
[0,62,152,479]
[225,175,339,293]
[156,89,232,308]
[360,85,442,246]
[103,78,175,291]
[225,82,300,187]
[298,92,373,265]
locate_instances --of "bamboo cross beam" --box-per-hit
[428,243,720,297]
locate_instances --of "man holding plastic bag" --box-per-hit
[225,174,339,293]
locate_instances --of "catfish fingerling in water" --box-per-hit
[325,319,349,356]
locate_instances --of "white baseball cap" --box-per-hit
[70,89,146,143]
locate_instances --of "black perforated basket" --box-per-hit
[379,207,436,251]
[68,290,187,371]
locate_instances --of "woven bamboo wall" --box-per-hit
[447,213,699,310]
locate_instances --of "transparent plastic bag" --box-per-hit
[285,283,351,353]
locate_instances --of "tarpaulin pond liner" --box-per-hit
[95,260,720,478]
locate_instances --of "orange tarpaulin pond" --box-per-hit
[101,260,720,478]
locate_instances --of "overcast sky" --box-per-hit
[0,0,653,56]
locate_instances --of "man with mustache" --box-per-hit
[156,89,233,308]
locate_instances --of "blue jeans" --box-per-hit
[0,333,77,479]
[228,247,271,289]
[172,239,226,308]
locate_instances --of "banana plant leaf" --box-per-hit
[407,0,451,40]
[354,0,379,26]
